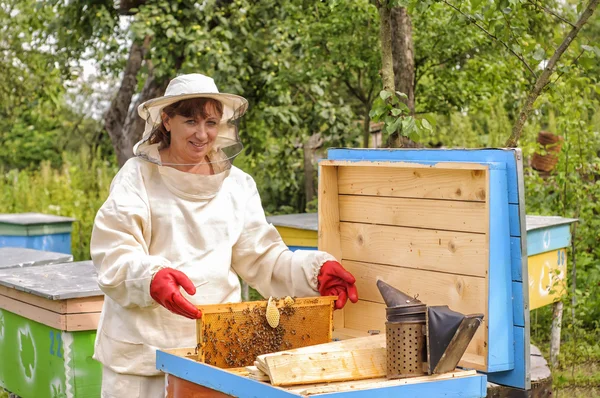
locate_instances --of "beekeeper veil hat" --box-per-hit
[134,73,248,171]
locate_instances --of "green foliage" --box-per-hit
[370,90,433,142]
[0,149,118,261]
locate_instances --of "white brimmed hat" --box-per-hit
[137,73,248,126]
[133,73,247,167]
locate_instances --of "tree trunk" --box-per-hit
[104,40,146,167]
[119,68,170,166]
[550,300,563,368]
[376,2,395,93]
[303,133,323,205]
[363,109,371,148]
[505,0,599,147]
[391,7,415,114]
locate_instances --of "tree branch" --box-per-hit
[548,47,587,87]
[442,0,537,79]
[344,78,368,104]
[526,0,576,28]
[505,0,600,147]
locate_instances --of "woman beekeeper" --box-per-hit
[90,73,358,397]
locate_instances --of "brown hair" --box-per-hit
[148,97,224,148]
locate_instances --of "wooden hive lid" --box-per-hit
[318,148,529,390]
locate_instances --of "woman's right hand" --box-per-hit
[150,268,202,319]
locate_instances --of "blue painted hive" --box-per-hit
[0,213,76,255]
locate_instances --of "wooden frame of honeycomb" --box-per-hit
[195,296,337,368]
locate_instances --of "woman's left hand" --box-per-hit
[318,261,359,310]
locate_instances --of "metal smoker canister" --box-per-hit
[385,303,428,379]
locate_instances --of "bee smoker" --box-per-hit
[377,280,485,379]
[378,280,428,379]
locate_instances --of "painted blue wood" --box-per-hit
[287,245,317,252]
[527,224,571,256]
[510,237,523,281]
[157,350,486,398]
[326,148,519,203]
[316,376,487,397]
[156,350,301,398]
[482,148,528,389]
[487,326,527,389]
[509,204,521,237]
[486,168,514,372]
[0,233,72,254]
[512,281,525,327]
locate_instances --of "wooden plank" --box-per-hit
[196,296,336,315]
[0,285,102,315]
[65,295,104,313]
[258,334,385,360]
[255,361,272,379]
[255,335,386,377]
[337,166,487,201]
[318,164,343,261]
[264,347,386,386]
[339,195,486,234]
[244,366,270,382]
[0,284,65,313]
[332,328,372,340]
[65,312,101,331]
[321,160,489,170]
[0,294,65,329]
[343,300,486,365]
[343,260,486,318]
[340,222,487,277]
[318,164,344,330]
[288,370,478,395]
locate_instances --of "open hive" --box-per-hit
[195,296,336,368]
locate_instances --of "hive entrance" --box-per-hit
[196,296,336,368]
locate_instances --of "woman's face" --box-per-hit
[162,103,222,164]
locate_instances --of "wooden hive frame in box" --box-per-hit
[318,160,501,372]
[195,296,336,368]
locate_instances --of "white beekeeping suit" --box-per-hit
[90,74,335,397]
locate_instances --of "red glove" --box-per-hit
[318,261,359,310]
[150,268,202,319]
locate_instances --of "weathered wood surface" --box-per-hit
[0,247,72,269]
[264,347,387,386]
[266,213,318,231]
[0,212,75,224]
[256,335,387,386]
[0,261,101,300]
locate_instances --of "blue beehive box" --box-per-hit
[0,213,76,254]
